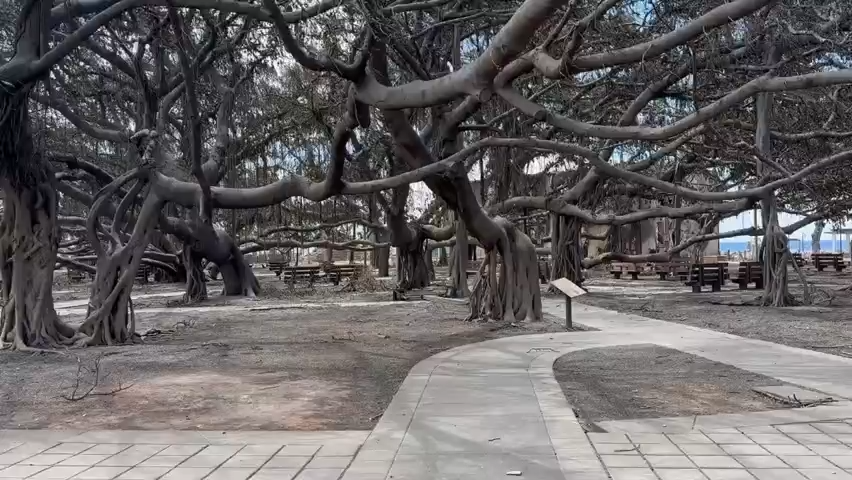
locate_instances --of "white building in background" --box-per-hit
[585,171,720,258]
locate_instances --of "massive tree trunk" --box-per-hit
[182,246,207,303]
[756,43,792,307]
[760,196,794,306]
[396,237,430,290]
[812,220,825,253]
[468,217,542,322]
[0,93,75,349]
[219,240,260,296]
[446,215,470,298]
[549,214,583,285]
[194,227,259,297]
[79,190,163,346]
[376,232,390,277]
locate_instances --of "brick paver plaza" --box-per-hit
[5,299,852,479]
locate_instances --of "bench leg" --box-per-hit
[630,273,639,280]
[818,266,825,272]
[613,272,622,279]
[658,273,667,280]
[692,285,701,293]
[712,282,721,292]
[755,280,764,289]
[738,281,747,290]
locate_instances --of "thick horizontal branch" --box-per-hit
[496,138,852,203]
[153,135,501,209]
[500,69,852,141]
[50,0,344,25]
[491,195,755,225]
[240,238,389,255]
[582,213,826,268]
[356,0,563,108]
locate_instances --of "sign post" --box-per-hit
[549,277,587,330]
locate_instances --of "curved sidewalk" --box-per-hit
[344,300,852,480]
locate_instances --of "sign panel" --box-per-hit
[549,278,586,298]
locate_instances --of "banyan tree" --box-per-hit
[1,0,852,349]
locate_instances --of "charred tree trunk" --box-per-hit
[549,214,583,285]
[468,217,542,322]
[760,196,794,306]
[219,242,260,297]
[376,231,390,277]
[80,191,163,346]
[755,42,791,307]
[0,93,75,349]
[195,227,260,297]
[438,247,448,266]
[0,84,78,349]
[446,216,470,298]
[182,246,207,303]
[396,237,429,290]
[812,220,825,253]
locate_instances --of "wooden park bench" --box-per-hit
[813,253,846,272]
[685,263,727,293]
[790,253,805,267]
[281,266,322,284]
[609,262,642,280]
[732,261,764,290]
[135,264,150,284]
[654,259,690,280]
[267,261,293,278]
[67,269,87,282]
[323,264,365,285]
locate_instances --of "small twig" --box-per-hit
[61,354,133,401]
[809,344,852,349]
[615,445,640,453]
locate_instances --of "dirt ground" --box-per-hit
[577,267,852,357]
[1,272,566,431]
[553,344,785,427]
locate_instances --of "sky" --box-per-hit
[720,211,849,243]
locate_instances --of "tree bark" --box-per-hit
[446,215,470,297]
[755,42,792,307]
[812,219,825,253]
[0,0,76,350]
[549,214,583,285]
[0,103,76,349]
[197,227,259,297]
[376,231,390,277]
[182,246,207,303]
[396,237,430,290]
[79,192,163,346]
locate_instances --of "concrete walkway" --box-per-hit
[6,300,852,479]
[342,299,852,480]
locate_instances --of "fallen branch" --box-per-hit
[61,354,134,401]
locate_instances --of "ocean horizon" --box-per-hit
[720,239,849,253]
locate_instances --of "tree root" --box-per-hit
[397,239,430,291]
[467,218,541,322]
